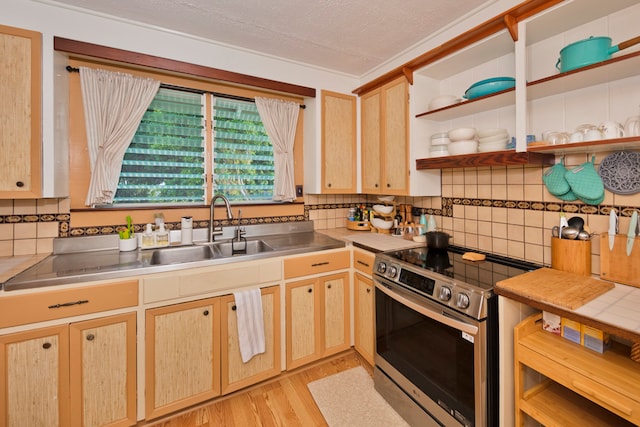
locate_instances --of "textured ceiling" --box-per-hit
[47,0,491,76]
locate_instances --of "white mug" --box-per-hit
[598,121,625,139]
[625,116,640,137]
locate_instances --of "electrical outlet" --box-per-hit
[296,185,303,197]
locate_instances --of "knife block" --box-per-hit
[600,234,640,288]
[551,237,591,276]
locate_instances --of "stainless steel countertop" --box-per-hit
[3,222,345,291]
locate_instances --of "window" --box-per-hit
[113,88,275,205]
[114,87,206,204]
[212,97,274,202]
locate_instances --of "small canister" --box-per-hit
[181,216,193,245]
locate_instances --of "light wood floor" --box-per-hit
[144,350,372,427]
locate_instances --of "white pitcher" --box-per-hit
[625,116,640,137]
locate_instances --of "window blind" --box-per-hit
[213,97,274,201]
[114,87,205,204]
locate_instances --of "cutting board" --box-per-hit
[600,234,640,288]
[496,267,614,310]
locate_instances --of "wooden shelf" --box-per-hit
[527,137,640,155]
[515,313,640,426]
[416,88,515,121]
[416,150,554,170]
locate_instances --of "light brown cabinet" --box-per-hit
[361,76,409,195]
[514,313,640,427]
[145,298,221,420]
[0,313,137,427]
[353,248,375,365]
[0,24,42,198]
[285,272,350,370]
[220,286,281,395]
[321,90,357,193]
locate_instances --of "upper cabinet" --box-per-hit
[406,0,640,169]
[0,25,42,198]
[321,90,357,193]
[362,76,441,196]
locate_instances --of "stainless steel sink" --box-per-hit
[150,245,216,265]
[208,239,274,257]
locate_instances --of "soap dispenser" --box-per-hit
[156,223,169,247]
[142,223,155,248]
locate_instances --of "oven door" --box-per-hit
[374,277,487,427]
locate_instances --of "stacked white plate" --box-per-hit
[477,128,509,152]
[430,132,450,146]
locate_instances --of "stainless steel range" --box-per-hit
[373,246,539,427]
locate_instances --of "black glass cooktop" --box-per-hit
[383,245,541,291]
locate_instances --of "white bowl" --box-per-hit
[477,128,508,138]
[372,204,394,215]
[429,95,460,111]
[448,127,476,141]
[431,136,450,146]
[377,195,395,202]
[478,133,509,144]
[448,139,477,155]
[372,217,393,230]
[478,140,508,152]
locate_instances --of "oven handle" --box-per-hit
[375,281,478,336]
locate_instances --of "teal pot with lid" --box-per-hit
[556,35,640,73]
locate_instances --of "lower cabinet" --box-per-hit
[0,313,137,427]
[220,286,281,395]
[354,272,374,365]
[286,272,350,370]
[145,298,221,420]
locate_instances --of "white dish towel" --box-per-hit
[233,288,266,363]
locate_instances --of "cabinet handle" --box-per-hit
[86,334,95,341]
[366,288,371,293]
[571,380,633,416]
[357,260,370,267]
[42,342,52,349]
[16,181,24,188]
[231,305,237,311]
[308,288,313,293]
[327,183,332,188]
[48,299,89,309]
[386,183,391,188]
[375,183,378,188]
[311,261,329,267]
[203,310,210,316]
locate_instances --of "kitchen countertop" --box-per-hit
[2,223,346,291]
[317,228,423,252]
[0,254,50,284]
[496,269,640,343]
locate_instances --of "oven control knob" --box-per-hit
[438,286,452,301]
[386,266,398,278]
[456,293,470,309]
[376,263,387,274]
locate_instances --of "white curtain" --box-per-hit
[80,67,160,206]
[255,97,300,202]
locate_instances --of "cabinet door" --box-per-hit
[70,313,136,427]
[321,90,357,193]
[145,298,221,419]
[0,325,69,427]
[286,279,320,370]
[320,272,350,357]
[0,25,41,198]
[220,286,281,395]
[382,77,409,193]
[354,273,374,365]
[361,89,382,193]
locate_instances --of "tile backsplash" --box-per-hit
[3,155,640,276]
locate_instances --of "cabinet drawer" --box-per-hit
[0,280,138,328]
[284,250,349,279]
[353,249,375,275]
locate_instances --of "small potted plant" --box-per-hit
[118,215,137,251]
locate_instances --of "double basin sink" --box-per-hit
[150,239,273,265]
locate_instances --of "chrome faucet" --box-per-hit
[209,194,233,242]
